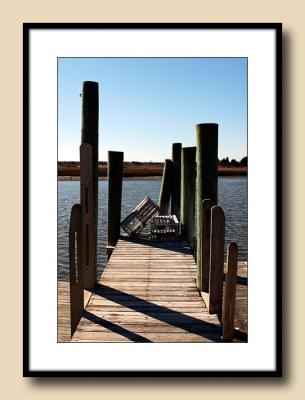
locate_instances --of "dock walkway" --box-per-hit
[71,237,224,342]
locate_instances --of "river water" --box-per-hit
[58,177,247,281]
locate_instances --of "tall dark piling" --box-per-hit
[180,146,196,249]
[171,143,182,219]
[196,123,218,288]
[107,151,124,249]
[80,144,95,289]
[159,159,173,215]
[80,81,99,288]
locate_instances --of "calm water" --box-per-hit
[58,177,247,281]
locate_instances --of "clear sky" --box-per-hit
[58,57,247,162]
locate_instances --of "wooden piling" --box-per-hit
[223,242,238,342]
[159,159,173,215]
[80,143,95,289]
[209,205,225,318]
[180,146,196,249]
[200,199,215,292]
[107,151,124,248]
[196,123,218,286]
[69,204,84,337]
[171,143,182,219]
[81,81,99,287]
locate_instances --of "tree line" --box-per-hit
[218,156,247,167]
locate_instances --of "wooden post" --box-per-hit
[209,205,225,318]
[81,81,99,287]
[107,151,124,249]
[69,204,84,337]
[223,242,238,342]
[159,159,173,215]
[196,123,218,287]
[171,143,182,219]
[180,146,196,249]
[200,199,215,292]
[80,144,95,289]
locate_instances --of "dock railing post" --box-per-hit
[69,204,84,337]
[180,146,196,249]
[80,81,99,289]
[196,123,218,289]
[223,242,238,342]
[209,205,225,318]
[107,151,124,255]
[171,143,182,219]
[200,199,215,291]
[159,159,173,215]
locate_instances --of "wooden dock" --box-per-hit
[58,83,248,345]
[58,237,247,343]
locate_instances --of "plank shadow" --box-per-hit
[118,236,192,255]
[88,284,222,342]
[82,310,151,342]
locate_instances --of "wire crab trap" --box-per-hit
[120,196,159,237]
[149,215,181,241]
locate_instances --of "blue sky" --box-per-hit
[58,58,247,162]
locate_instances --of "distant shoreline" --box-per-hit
[58,163,247,179]
[58,176,163,181]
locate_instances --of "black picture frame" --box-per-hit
[23,22,282,377]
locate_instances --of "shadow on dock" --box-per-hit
[118,235,192,255]
[87,283,223,342]
[83,310,152,342]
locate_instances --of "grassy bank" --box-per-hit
[58,163,247,178]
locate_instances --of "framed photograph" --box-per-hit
[24,23,282,377]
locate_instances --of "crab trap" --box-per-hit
[149,215,181,240]
[120,196,159,236]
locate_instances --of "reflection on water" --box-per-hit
[58,177,247,281]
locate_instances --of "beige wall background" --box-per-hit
[0,0,304,398]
